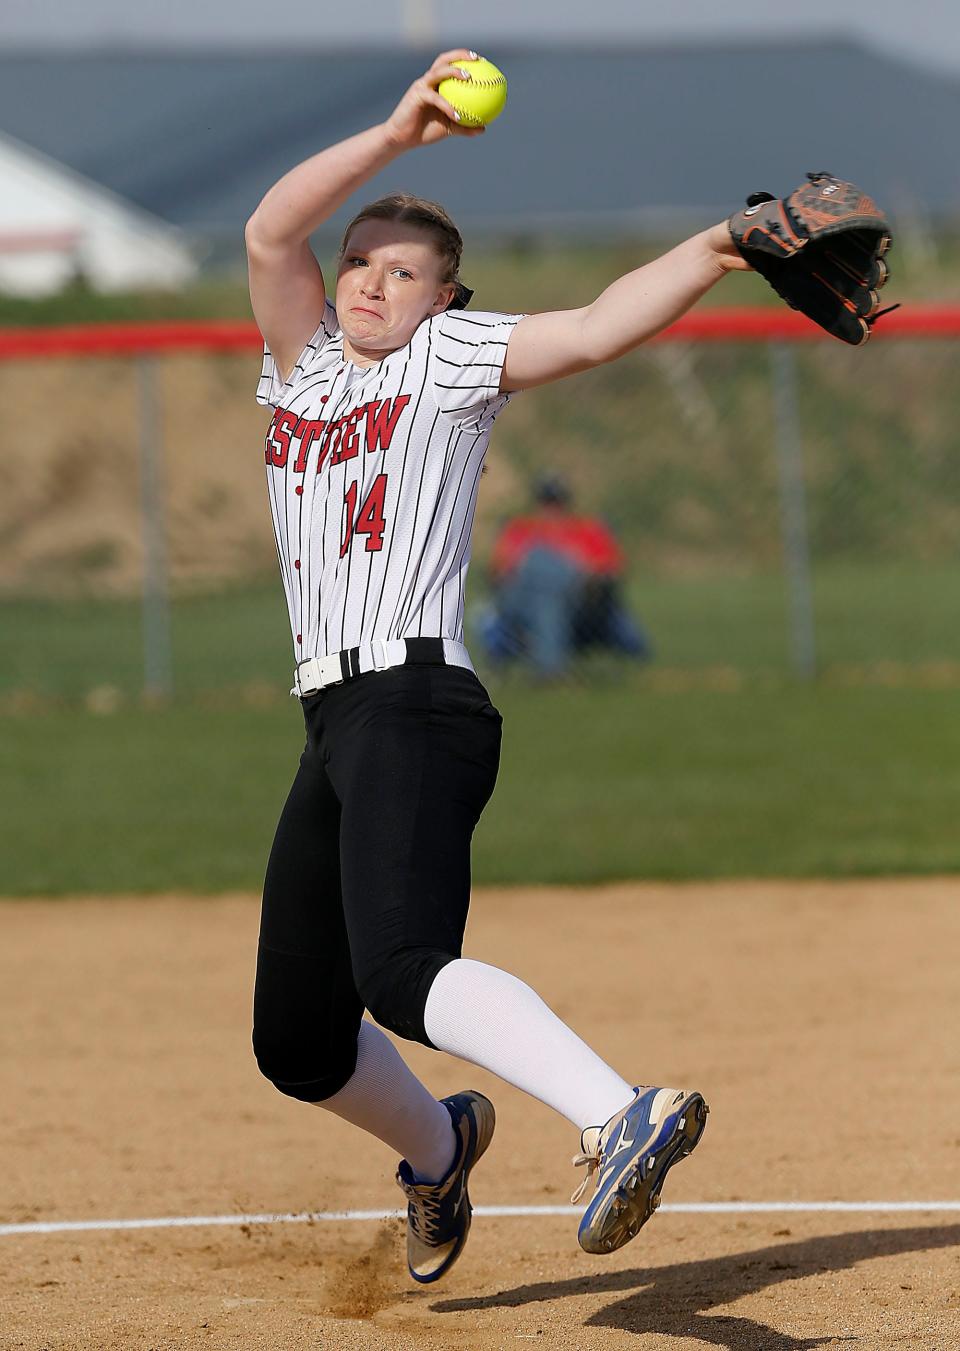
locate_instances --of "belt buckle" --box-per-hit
[295,654,343,696]
[294,657,320,697]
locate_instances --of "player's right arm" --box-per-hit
[245,51,480,384]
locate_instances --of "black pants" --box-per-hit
[252,662,502,1103]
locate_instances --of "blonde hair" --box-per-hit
[339,193,464,297]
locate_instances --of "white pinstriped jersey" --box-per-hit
[256,300,524,662]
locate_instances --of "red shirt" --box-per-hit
[491,511,624,579]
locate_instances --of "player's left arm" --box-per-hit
[499,223,749,393]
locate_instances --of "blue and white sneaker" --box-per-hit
[572,1086,708,1254]
[395,1090,496,1284]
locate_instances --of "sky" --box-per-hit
[2,0,960,78]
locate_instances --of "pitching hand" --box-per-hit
[383,50,487,150]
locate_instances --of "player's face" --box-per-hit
[336,219,455,364]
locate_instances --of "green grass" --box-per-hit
[631,562,960,671]
[3,567,957,894]
[1,704,294,894]
[2,563,959,705]
[2,681,959,895]
[0,581,291,701]
[487,682,960,883]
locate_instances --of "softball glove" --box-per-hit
[728,171,895,345]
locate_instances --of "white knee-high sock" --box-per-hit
[313,1020,457,1182]
[423,958,633,1132]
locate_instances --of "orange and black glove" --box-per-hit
[729,172,895,345]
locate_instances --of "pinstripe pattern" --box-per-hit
[256,300,524,663]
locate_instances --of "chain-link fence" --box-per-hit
[1,312,957,704]
[480,325,960,685]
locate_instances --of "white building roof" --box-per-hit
[0,130,197,296]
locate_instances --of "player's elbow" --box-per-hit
[244,213,274,252]
[245,212,300,255]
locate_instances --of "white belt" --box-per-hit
[292,637,474,697]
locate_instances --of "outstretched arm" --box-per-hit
[499,225,750,394]
[245,50,483,382]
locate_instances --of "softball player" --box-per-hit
[246,49,748,1283]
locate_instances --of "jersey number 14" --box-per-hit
[341,474,388,557]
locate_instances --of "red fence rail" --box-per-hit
[0,305,957,359]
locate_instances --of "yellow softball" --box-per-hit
[438,57,507,128]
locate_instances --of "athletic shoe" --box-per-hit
[395,1089,496,1284]
[572,1086,708,1254]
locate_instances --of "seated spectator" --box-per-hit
[477,473,652,677]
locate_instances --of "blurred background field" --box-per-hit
[2,249,960,895]
[2,24,960,899]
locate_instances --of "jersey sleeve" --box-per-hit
[255,298,340,408]
[431,308,526,431]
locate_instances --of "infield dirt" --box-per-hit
[1,880,958,1350]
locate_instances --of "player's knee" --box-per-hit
[356,947,453,1046]
[252,1024,358,1103]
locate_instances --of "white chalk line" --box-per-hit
[2,1201,959,1238]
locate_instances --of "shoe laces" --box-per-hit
[570,1117,619,1204]
[570,1140,601,1204]
[402,1180,445,1243]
